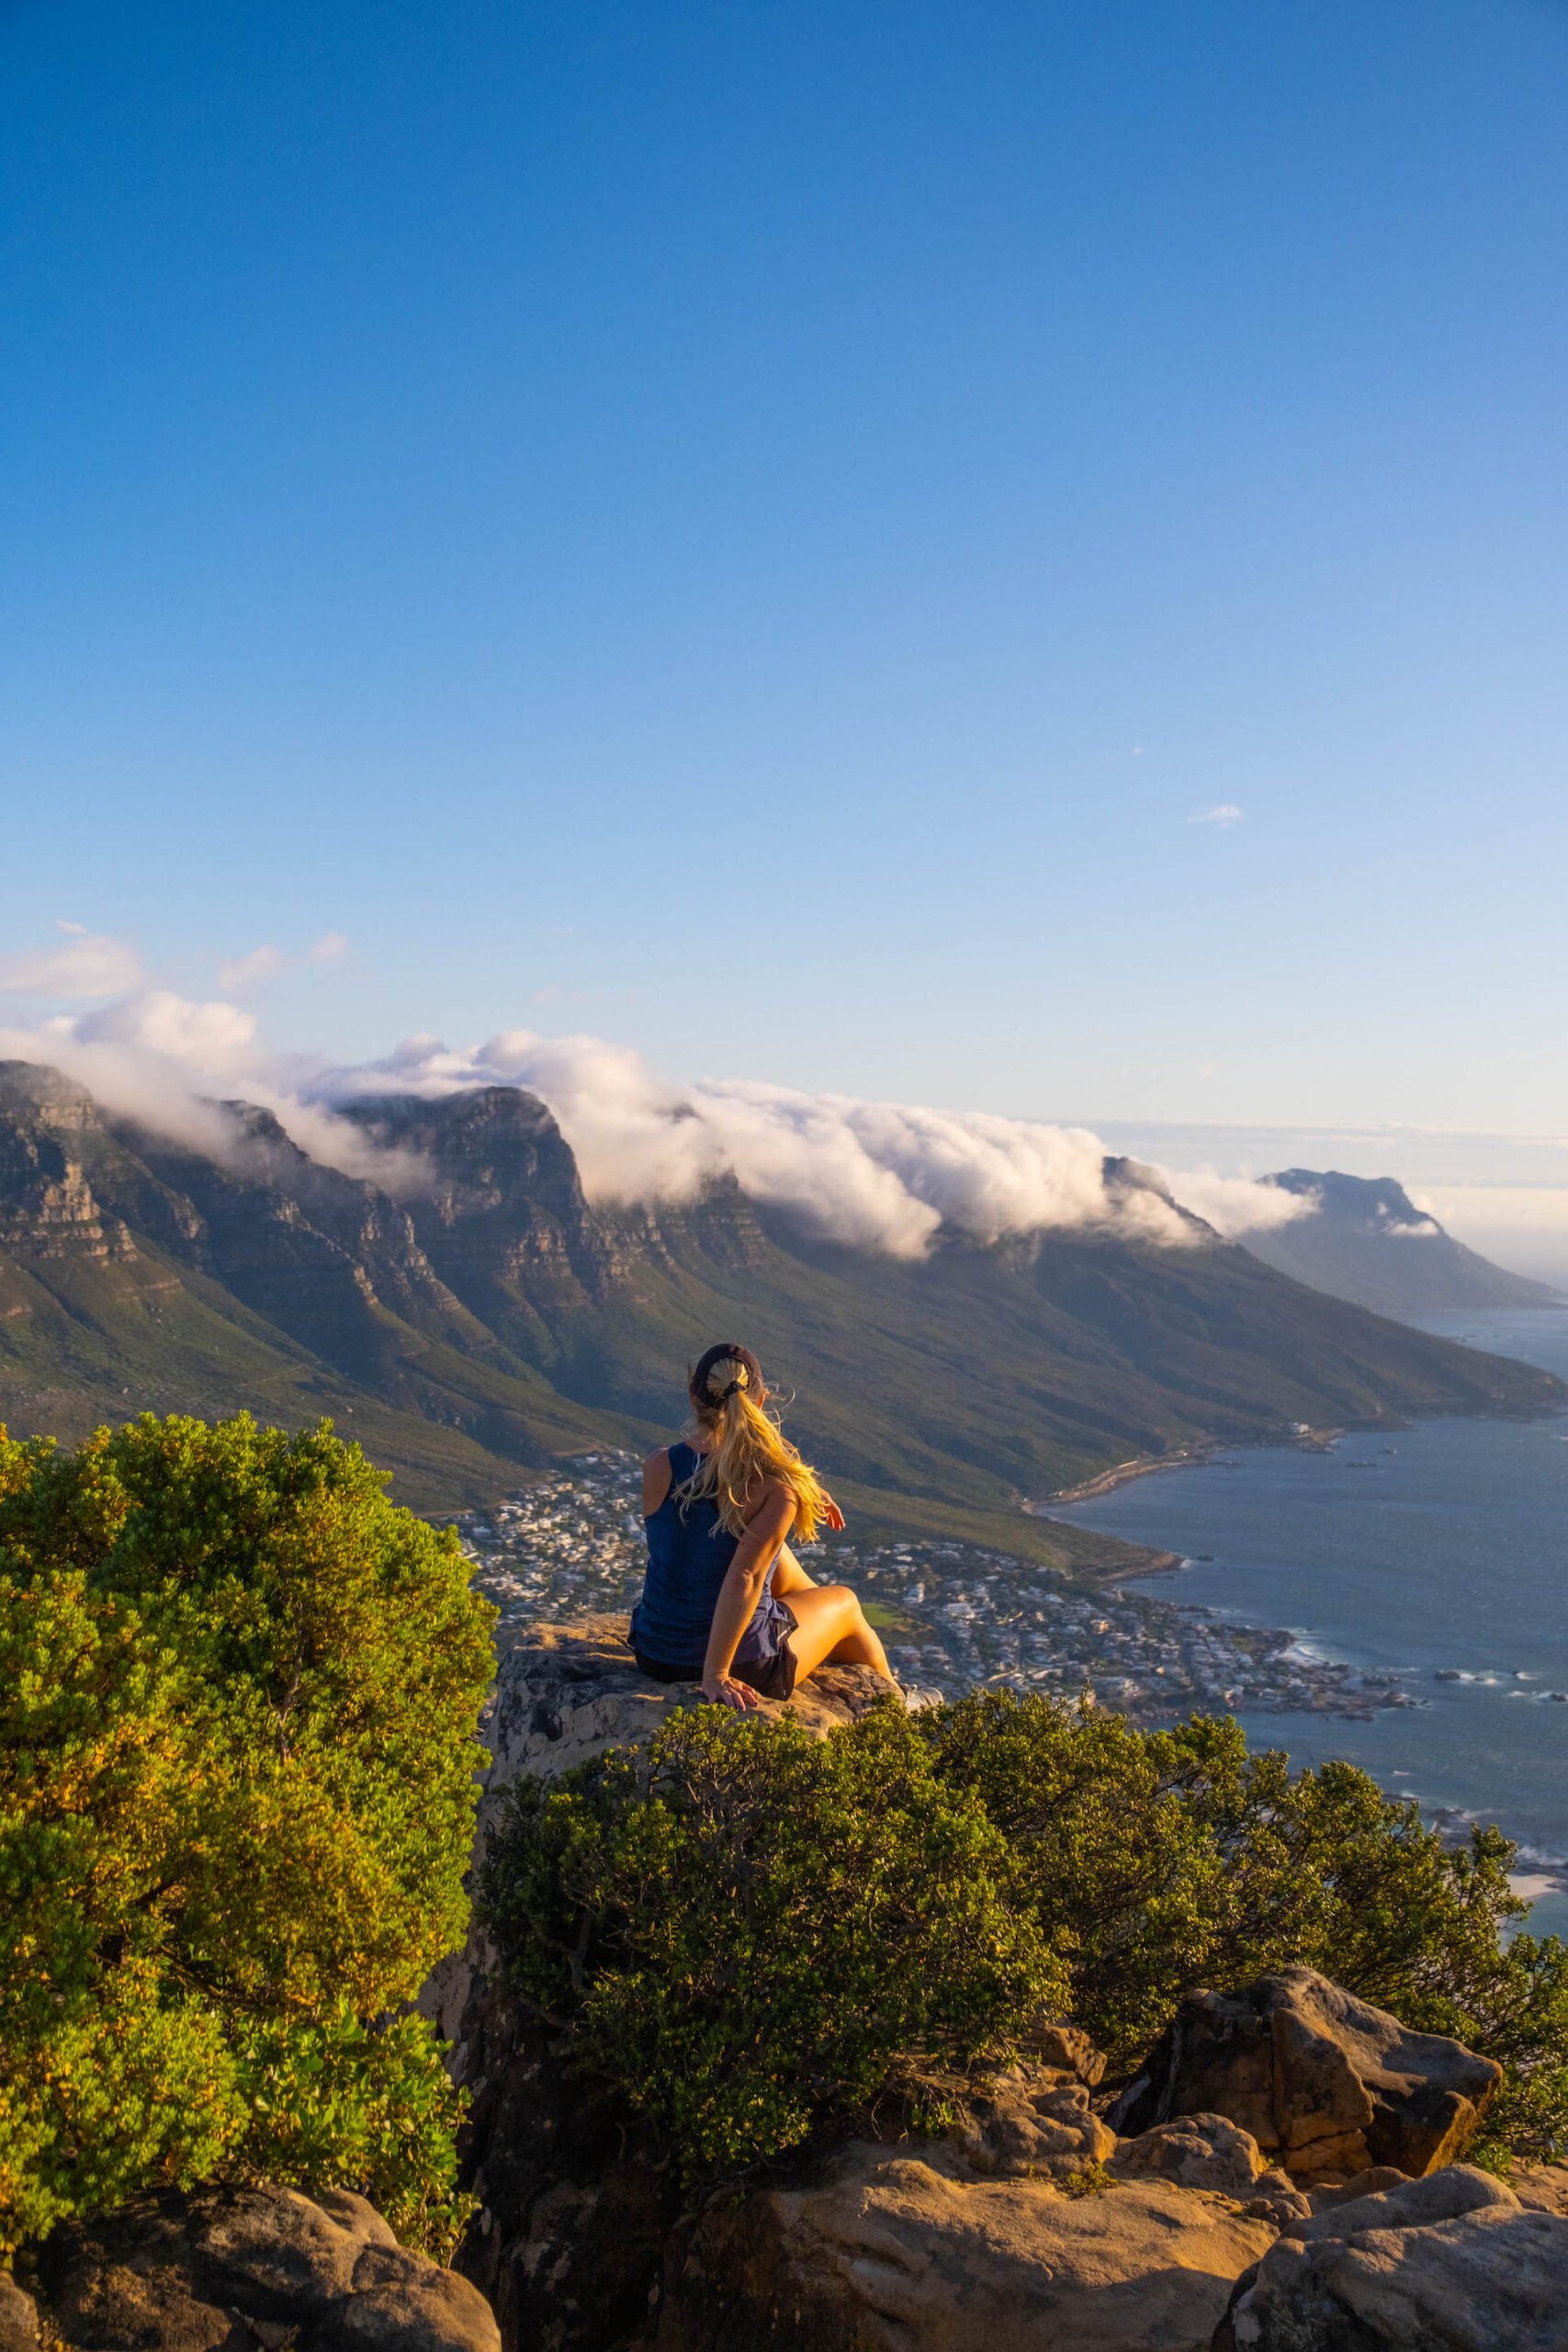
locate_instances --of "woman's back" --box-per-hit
[632,1442,749,1669]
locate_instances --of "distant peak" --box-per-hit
[1267,1168,1431,1231]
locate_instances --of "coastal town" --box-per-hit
[452,1452,1417,1724]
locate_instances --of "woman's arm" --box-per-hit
[702,1479,795,1710]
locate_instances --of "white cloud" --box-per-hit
[1165,1169,1316,1235]
[218,944,289,994]
[321,1031,1285,1254]
[0,933,144,999]
[0,927,1313,1257]
[219,933,351,992]
[1189,804,1244,828]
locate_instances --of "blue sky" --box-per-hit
[3,0,1567,1163]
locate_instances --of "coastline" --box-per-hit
[1050,1347,1568,1935]
[1043,1425,1344,1510]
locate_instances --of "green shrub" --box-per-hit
[480,1687,1568,2173]
[0,1413,495,2256]
[478,1702,1064,2168]
[925,1691,1549,2059]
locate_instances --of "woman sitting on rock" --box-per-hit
[630,1341,892,1712]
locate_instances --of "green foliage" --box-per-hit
[235,2005,474,2254]
[481,1689,1568,2175]
[925,1692,1538,2057]
[0,1412,494,2257]
[478,1704,1063,2168]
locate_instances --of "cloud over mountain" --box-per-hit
[0,930,1309,1256]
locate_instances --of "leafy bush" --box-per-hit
[0,1413,495,2256]
[933,1690,1568,2163]
[478,1703,1063,2167]
[480,1688,1568,2173]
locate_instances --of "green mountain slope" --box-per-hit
[1,1066,1561,1572]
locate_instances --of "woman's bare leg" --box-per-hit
[770,1544,818,1599]
[784,1584,891,1682]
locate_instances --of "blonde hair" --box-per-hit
[678,1349,830,1542]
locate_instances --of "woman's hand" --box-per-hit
[701,1671,763,1712]
[820,1489,847,1532]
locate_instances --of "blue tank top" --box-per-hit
[629,1441,793,1674]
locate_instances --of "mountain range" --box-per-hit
[0,1061,1561,1572]
[1239,1168,1562,1316]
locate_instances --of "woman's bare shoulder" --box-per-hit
[642,1448,674,1514]
[740,1472,795,1528]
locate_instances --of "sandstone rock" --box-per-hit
[946,2064,1117,2181]
[423,1616,903,2048]
[0,2275,38,2352]
[1513,2160,1568,2217]
[1215,2167,1568,2350]
[1035,2020,1109,2087]
[1305,2164,1410,2211]
[1280,2161,1517,2243]
[1110,1967,1501,2181]
[31,2183,499,2352]
[1239,2173,1314,2230]
[1110,2114,1266,2199]
[657,2144,1277,2352]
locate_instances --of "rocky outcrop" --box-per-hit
[1213,2165,1568,2349]
[656,2147,1277,2352]
[442,1644,1523,2352]
[482,1616,900,1806]
[1109,1967,1501,2182]
[437,1621,910,2347]
[423,1616,904,2046]
[14,2183,500,2352]
[446,1969,682,2352]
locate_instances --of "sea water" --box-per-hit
[1055,1307,1568,1940]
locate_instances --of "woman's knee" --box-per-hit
[816,1583,864,1626]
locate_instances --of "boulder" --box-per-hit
[1036,2020,1109,2087]
[945,2064,1117,2181]
[1214,2166,1568,2350]
[1306,2165,1410,2211]
[423,1616,902,2046]
[1279,2162,1517,2242]
[0,2275,38,2352]
[656,2144,1277,2352]
[1110,1967,1501,2181]
[1107,2116,1314,2228]
[1108,2113,1269,2196]
[28,2183,500,2352]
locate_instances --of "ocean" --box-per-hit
[1055,1306,1568,1941]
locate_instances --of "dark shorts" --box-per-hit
[635,1603,799,1701]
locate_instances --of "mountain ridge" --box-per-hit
[0,1063,1561,1572]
